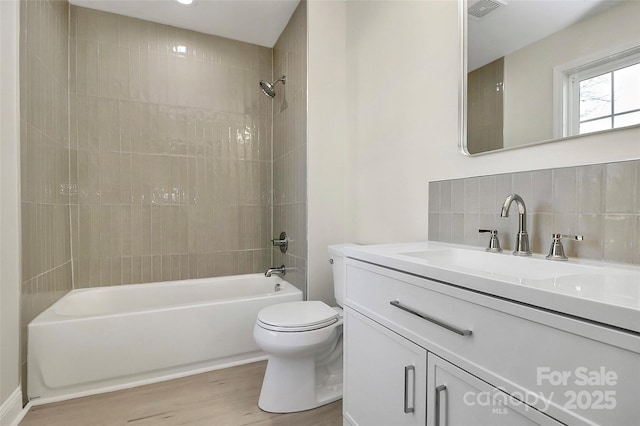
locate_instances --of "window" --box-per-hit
[553,45,640,138]
[572,57,640,135]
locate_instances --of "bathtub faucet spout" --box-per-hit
[265,265,286,277]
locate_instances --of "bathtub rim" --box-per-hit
[31,273,302,324]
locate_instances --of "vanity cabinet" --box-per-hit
[343,258,640,426]
[344,308,426,426]
[427,354,561,426]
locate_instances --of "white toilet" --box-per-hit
[253,244,354,413]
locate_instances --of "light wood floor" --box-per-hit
[20,361,342,426]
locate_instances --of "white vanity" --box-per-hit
[342,242,640,426]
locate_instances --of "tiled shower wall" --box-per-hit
[428,159,640,264]
[69,7,274,287]
[19,0,72,398]
[272,1,308,296]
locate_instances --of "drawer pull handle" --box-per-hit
[404,365,415,414]
[390,301,472,336]
[435,384,447,426]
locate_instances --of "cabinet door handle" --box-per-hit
[390,301,472,336]
[404,365,415,414]
[435,384,447,426]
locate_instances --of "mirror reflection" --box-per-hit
[463,0,640,155]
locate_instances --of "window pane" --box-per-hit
[580,117,611,134]
[580,73,612,121]
[614,111,640,128]
[614,62,640,114]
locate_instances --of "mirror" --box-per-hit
[460,0,640,155]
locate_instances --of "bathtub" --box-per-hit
[27,273,302,403]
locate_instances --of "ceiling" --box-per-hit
[468,0,623,71]
[67,0,623,65]
[68,0,301,48]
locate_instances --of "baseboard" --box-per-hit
[0,387,28,426]
[11,401,31,426]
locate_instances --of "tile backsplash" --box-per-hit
[428,160,640,265]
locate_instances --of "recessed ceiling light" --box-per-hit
[175,0,194,5]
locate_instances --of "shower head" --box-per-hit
[260,81,276,98]
[259,76,287,98]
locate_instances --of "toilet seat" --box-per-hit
[257,301,339,332]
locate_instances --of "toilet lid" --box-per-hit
[257,301,338,329]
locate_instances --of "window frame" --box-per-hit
[553,43,640,139]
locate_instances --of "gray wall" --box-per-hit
[19,0,72,399]
[272,1,308,296]
[69,6,274,287]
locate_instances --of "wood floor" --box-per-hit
[20,361,342,426]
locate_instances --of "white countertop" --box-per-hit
[344,241,640,334]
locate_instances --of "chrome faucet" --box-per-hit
[500,193,531,256]
[265,265,286,277]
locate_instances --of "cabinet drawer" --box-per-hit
[345,260,640,426]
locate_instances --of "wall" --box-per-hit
[342,0,640,249]
[19,0,72,400]
[307,0,348,304]
[272,1,307,296]
[429,160,640,264]
[503,1,640,147]
[1,0,22,421]
[69,7,273,287]
[344,0,460,243]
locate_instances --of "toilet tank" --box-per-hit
[328,244,358,307]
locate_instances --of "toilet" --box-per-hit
[253,244,354,413]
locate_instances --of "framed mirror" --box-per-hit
[460,0,640,155]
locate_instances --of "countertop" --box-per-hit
[344,241,640,334]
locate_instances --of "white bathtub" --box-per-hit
[27,274,302,403]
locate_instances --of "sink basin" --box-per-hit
[399,248,639,308]
[401,249,602,281]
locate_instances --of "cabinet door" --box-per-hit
[344,307,427,426]
[427,354,562,426]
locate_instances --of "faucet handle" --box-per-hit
[546,233,583,261]
[479,229,503,253]
[271,231,288,253]
[553,233,584,241]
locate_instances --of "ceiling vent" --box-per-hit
[468,0,507,19]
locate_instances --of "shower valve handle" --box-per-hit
[271,232,288,253]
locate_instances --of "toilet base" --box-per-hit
[258,345,343,413]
